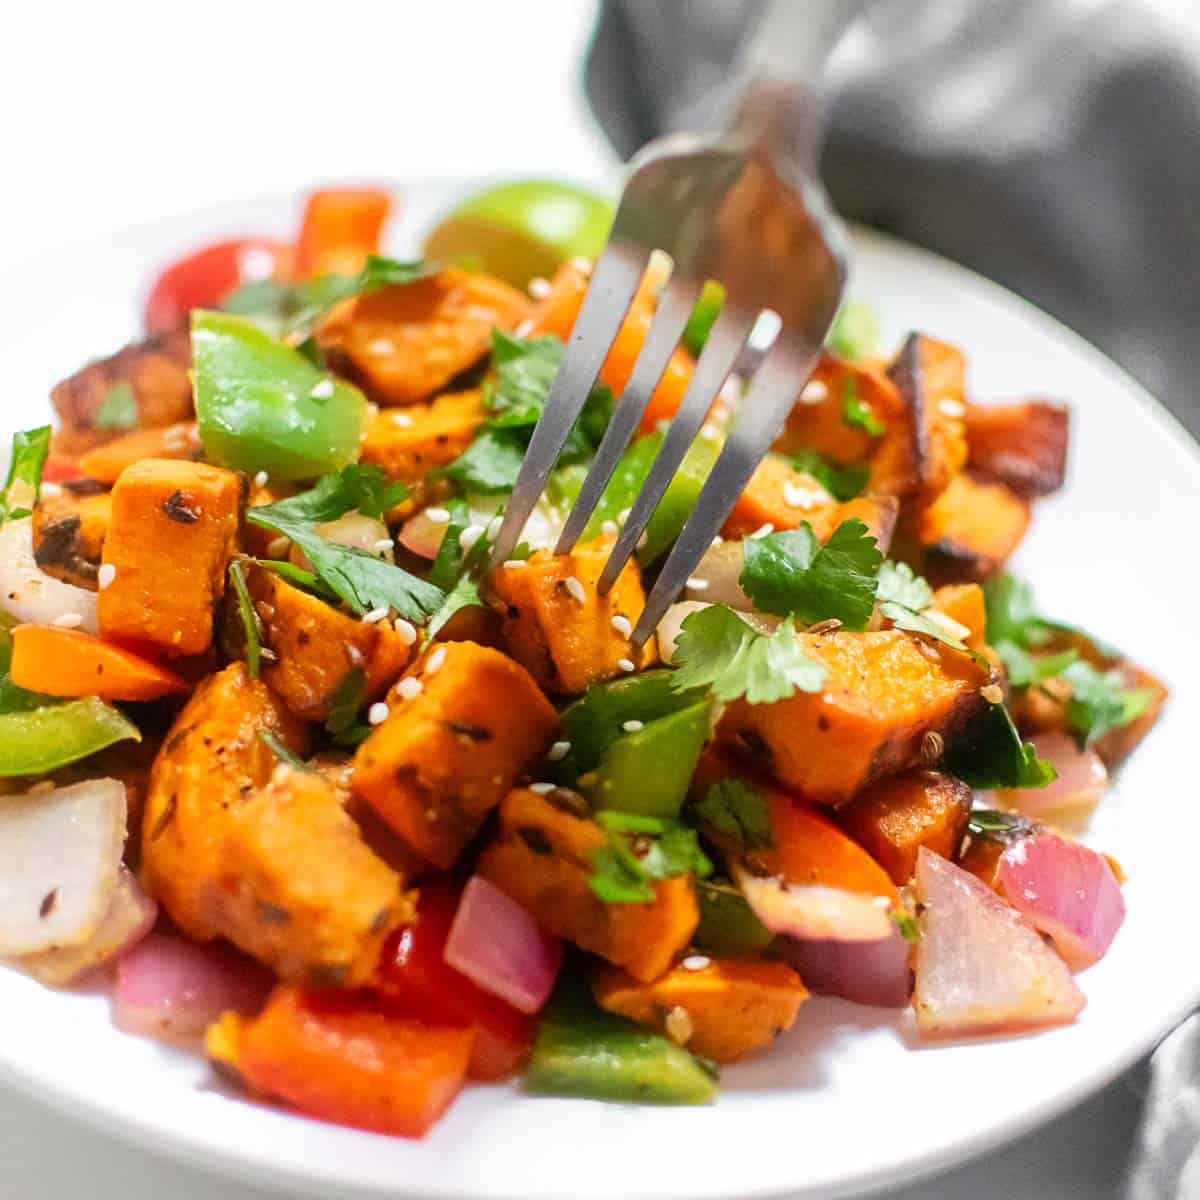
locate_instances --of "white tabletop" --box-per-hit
[0,1,1178,1195]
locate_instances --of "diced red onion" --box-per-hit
[997,832,1125,971]
[781,930,911,1008]
[444,876,562,1014]
[113,933,273,1038]
[994,732,1108,820]
[914,848,1085,1038]
[399,511,449,560]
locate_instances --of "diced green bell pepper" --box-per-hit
[525,976,718,1105]
[580,701,713,819]
[192,310,368,481]
[681,281,725,357]
[0,697,140,776]
[694,879,776,957]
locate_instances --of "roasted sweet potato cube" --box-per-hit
[239,565,412,722]
[214,767,412,987]
[836,770,972,885]
[316,269,531,405]
[477,788,698,982]
[719,631,988,806]
[360,389,484,485]
[32,488,111,589]
[915,472,1031,583]
[810,494,900,556]
[99,459,241,656]
[486,537,656,694]
[775,350,900,465]
[1093,660,1168,766]
[966,400,1069,497]
[50,328,193,454]
[592,958,808,1062]
[142,664,309,943]
[870,333,969,500]
[77,422,203,485]
[351,642,558,868]
[721,460,835,538]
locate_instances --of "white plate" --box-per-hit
[1,184,1198,1200]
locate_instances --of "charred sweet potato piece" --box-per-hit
[478,788,698,982]
[719,631,988,806]
[237,565,412,722]
[486,537,657,694]
[213,767,412,987]
[316,269,531,405]
[360,389,484,484]
[50,328,193,454]
[836,771,972,885]
[352,642,558,868]
[99,460,241,656]
[965,400,1069,497]
[77,422,203,484]
[141,664,308,942]
[870,334,969,500]
[593,958,808,1063]
[32,488,111,589]
[915,472,1031,583]
[775,351,900,465]
[721,460,834,538]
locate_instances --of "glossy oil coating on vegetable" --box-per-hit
[0,183,1164,1142]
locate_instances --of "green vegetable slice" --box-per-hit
[0,698,140,777]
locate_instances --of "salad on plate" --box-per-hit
[0,182,1166,1138]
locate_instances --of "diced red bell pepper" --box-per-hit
[143,236,293,334]
[213,986,472,1139]
[295,187,393,279]
[377,875,535,1081]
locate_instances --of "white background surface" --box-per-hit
[1,2,1196,1198]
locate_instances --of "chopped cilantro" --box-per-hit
[876,560,967,651]
[891,910,921,943]
[669,606,827,705]
[93,382,138,430]
[441,429,528,494]
[790,449,869,501]
[739,519,882,629]
[1060,661,1152,745]
[257,730,311,772]
[947,701,1057,789]
[826,300,878,362]
[996,642,1078,688]
[251,463,407,525]
[358,255,436,291]
[325,667,370,746]
[227,560,261,679]
[0,426,51,524]
[252,558,340,602]
[691,778,772,850]
[967,808,1038,842]
[589,810,713,904]
[841,377,884,436]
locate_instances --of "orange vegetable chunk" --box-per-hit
[359,389,484,485]
[78,423,202,484]
[296,187,392,278]
[915,472,1031,582]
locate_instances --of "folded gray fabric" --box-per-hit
[585,0,1200,440]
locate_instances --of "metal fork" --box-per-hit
[490,1,867,647]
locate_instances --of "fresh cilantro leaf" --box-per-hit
[982,573,1053,650]
[826,300,878,362]
[358,255,437,291]
[876,560,933,612]
[841,377,884,435]
[670,606,827,704]
[441,429,527,494]
[589,810,712,904]
[692,778,772,850]
[946,701,1057,789]
[294,334,326,368]
[878,602,968,652]
[252,558,341,602]
[0,426,51,523]
[891,910,921,942]
[994,641,1078,688]
[425,572,481,640]
[257,730,311,772]
[428,498,470,591]
[252,464,407,525]
[1060,661,1152,745]
[94,382,138,430]
[227,560,261,679]
[967,808,1038,842]
[790,449,868,501]
[740,519,882,629]
[325,667,371,746]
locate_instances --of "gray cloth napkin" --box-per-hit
[584,0,1200,441]
[583,3,1200,1195]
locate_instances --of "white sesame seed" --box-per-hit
[486,515,503,540]
[368,338,395,355]
[346,644,364,666]
[51,613,83,629]
[939,398,967,419]
[563,575,586,603]
[529,782,556,795]
[271,763,293,785]
[391,411,413,427]
[800,380,829,405]
[617,508,632,523]
[611,614,632,638]
[681,955,711,972]
[547,740,571,762]
[425,646,447,675]
[617,657,636,673]
[527,276,552,299]
[750,523,775,539]
[253,470,269,488]
[569,256,592,275]
[459,524,485,552]
[687,577,709,591]
[393,618,417,645]
[601,520,618,536]
[309,379,335,400]
[266,536,290,559]
[783,482,821,509]
[39,482,63,498]
[515,318,536,338]
[424,506,450,524]
[622,719,644,733]
[361,607,390,624]
[373,537,394,554]
[710,535,724,548]
[502,559,526,569]
[97,563,117,590]
[367,702,390,726]
[395,676,424,701]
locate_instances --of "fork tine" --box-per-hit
[554,274,699,556]
[489,242,648,565]
[596,304,756,594]
[630,335,822,647]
